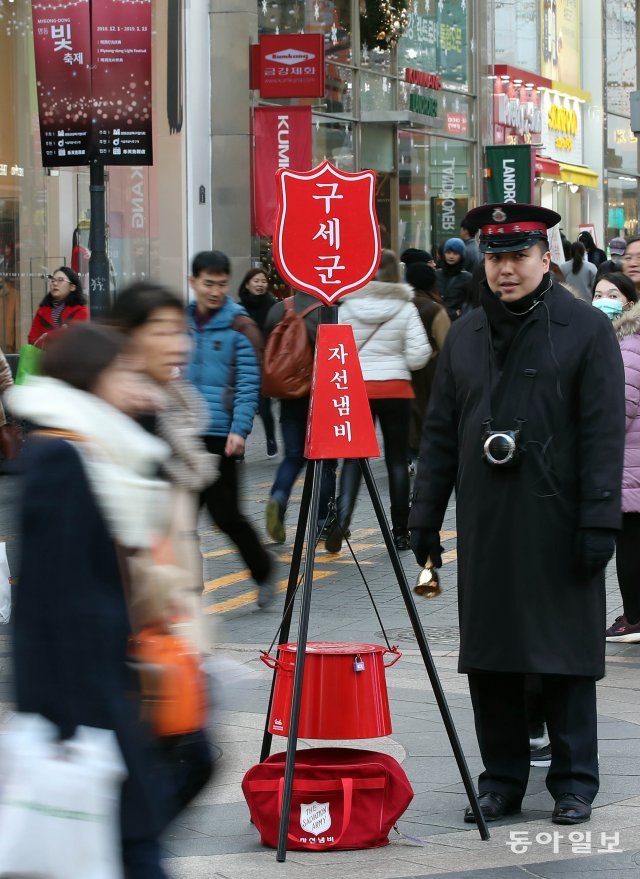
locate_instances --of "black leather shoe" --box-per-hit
[464,792,521,823]
[552,793,592,825]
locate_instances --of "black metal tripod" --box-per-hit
[259,456,490,862]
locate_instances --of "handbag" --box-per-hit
[0,421,24,460]
[0,714,126,879]
[242,747,413,851]
[14,339,44,385]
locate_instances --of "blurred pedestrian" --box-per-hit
[110,281,217,653]
[410,203,625,827]
[186,251,276,609]
[8,323,175,877]
[578,231,607,268]
[400,248,437,270]
[559,241,596,302]
[592,272,637,319]
[436,238,472,320]
[262,290,336,544]
[28,266,88,346]
[238,268,279,458]
[325,250,431,552]
[596,236,627,275]
[404,262,450,464]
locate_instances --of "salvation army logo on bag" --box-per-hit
[300,801,331,836]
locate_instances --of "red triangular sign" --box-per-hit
[305,324,380,460]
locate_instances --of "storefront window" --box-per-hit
[607,113,638,176]
[312,116,354,170]
[494,0,539,71]
[606,175,639,239]
[397,0,469,91]
[605,0,636,117]
[398,131,471,255]
[258,0,352,63]
[361,72,394,112]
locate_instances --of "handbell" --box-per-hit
[414,563,441,598]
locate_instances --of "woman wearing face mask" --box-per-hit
[28,266,89,346]
[237,268,278,458]
[8,323,176,877]
[592,271,637,320]
[594,275,640,642]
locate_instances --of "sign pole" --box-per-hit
[88,158,111,319]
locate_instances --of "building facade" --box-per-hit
[2,0,639,353]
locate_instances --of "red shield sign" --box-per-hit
[273,160,381,305]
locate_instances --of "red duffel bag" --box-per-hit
[242,747,413,851]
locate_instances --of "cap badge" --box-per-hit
[492,208,507,223]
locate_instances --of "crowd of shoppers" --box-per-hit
[1,207,639,873]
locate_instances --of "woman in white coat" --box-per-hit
[325,250,431,552]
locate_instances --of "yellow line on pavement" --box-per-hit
[204,571,251,592]
[202,548,236,559]
[203,569,335,614]
[442,549,457,563]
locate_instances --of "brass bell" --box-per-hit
[414,563,441,598]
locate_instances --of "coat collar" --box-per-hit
[614,301,640,339]
[471,280,573,331]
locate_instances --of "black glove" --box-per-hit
[410,528,444,568]
[576,528,617,580]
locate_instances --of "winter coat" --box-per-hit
[27,302,89,345]
[436,264,472,320]
[408,281,625,678]
[338,281,431,384]
[559,259,596,302]
[614,302,640,513]
[185,298,260,439]
[409,293,450,451]
[14,437,170,840]
[239,288,278,338]
[463,238,481,273]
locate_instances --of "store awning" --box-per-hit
[558,162,599,188]
[535,156,562,178]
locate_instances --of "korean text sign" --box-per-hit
[273,160,381,305]
[31,0,152,167]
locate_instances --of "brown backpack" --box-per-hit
[262,298,322,399]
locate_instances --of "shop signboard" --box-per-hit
[272,160,380,304]
[256,34,325,99]
[253,106,312,237]
[32,0,93,166]
[31,0,152,167]
[92,0,153,165]
[540,91,583,165]
[486,144,535,203]
[492,79,543,146]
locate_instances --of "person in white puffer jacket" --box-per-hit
[324,250,432,553]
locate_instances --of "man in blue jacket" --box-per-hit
[186,250,275,608]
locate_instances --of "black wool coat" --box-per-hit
[13,438,169,840]
[408,282,625,678]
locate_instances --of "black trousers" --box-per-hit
[616,512,640,624]
[200,436,271,584]
[468,672,599,805]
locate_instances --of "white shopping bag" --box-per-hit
[0,714,127,879]
[0,542,10,625]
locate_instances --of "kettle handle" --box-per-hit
[383,646,402,667]
[260,651,282,670]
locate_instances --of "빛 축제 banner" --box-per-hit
[31,0,153,168]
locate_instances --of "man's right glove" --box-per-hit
[409,528,444,568]
[576,528,617,581]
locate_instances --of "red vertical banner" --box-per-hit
[31,0,93,167]
[253,106,312,237]
[92,0,153,165]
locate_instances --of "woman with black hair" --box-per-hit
[28,265,89,346]
[237,267,278,457]
[559,241,596,302]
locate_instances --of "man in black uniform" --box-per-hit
[409,203,625,826]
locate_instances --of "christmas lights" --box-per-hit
[360,0,408,50]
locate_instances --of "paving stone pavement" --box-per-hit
[1,414,640,878]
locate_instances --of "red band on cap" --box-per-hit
[481,222,548,235]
